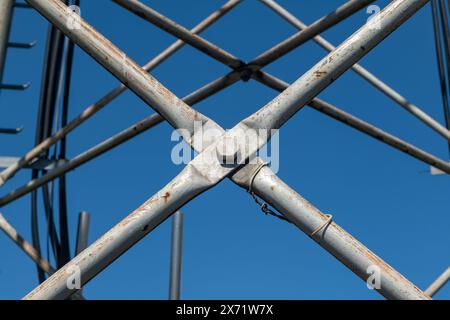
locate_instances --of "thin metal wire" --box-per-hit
[247,162,291,223]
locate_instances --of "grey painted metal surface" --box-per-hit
[0,0,14,87]
[22,0,430,300]
[169,211,184,300]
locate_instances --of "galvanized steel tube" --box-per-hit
[169,211,184,300]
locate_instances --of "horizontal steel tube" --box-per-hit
[0,0,239,186]
[230,166,430,300]
[260,0,450,141]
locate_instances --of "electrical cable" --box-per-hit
[431,0,450,155]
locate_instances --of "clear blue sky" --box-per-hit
[0,0,449,300]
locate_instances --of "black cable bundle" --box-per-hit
[31,0,79,283]
[431,0,450,155]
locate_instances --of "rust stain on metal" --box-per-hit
[314,70,327,78]
[162,191,171,203]
[330,223,430,299]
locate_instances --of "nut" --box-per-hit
[216,135,240,164]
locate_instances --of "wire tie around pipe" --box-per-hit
[248,162,291,223]
[310,214,333,237]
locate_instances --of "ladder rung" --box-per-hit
[0,82,31,90]
[8,40,37,49]
[0,127,23,135]
[0,157,67,170]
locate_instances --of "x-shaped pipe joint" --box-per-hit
[23,0,431,300]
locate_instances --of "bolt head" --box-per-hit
[216,136,240,164]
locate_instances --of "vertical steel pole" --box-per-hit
[169,211,184,300]
[0,0,14,86]
[75,211,90,255]
[75,211,90,294]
